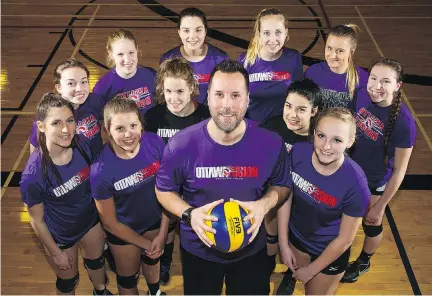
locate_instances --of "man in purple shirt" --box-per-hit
[155,60,290,295]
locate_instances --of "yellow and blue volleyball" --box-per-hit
[205,201,254,253]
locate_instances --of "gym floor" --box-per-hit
[1,0,431,294]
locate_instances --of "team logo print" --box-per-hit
[52,166,90,197]
[157,128,180,139]
[77,125,88,133]
[114,161,160,191]
[249,71,291,82]
[291,172,338,208]
[115,87,152,109]
[76,114,99,139]
[194,74,210,84]
[196,166,258,180]
[223,166,233,177]
[285,142,293,152]
[356,107,384,141]
[129,94,140,102]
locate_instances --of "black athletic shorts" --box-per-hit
[105,220,161,245]
[55,218,100,250]
[289,233,350,275]
[368,183,386,196]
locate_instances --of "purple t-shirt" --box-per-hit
[90,132,165,234]
[156,119,290,263]
[237,48,303,123]
[350,88,417,187]
[288,142,370,255]
[160,44,229,105]
[29,93,104,156]
[305,61,368,95]
[20,137,97,245]
[93,66,156,116]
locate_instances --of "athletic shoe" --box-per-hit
[341,260,371,283]
[93,288,113,295]
[147,289,166,295]
[159,259,171,285]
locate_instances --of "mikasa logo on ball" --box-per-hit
[195,166,258,179]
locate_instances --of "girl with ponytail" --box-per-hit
[342,58,416,283]
[305,24,369,107]
[21,93,111,295]
[90,98,168,295]
[237,8,303,123]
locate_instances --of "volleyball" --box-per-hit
[204,201,254,253]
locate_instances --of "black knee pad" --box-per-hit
[84,254,105,270]
[168,222,177,233]
[266,233,278,244]
[117,272,139,289]
[56,273,79,293]
[141,254,160,266]
[362,222,383,237]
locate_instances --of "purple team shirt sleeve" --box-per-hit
[91,93,106,119]
[159,52,170,64]
[342,180,370,218]
[90,161,115,200]
[20,175,44,207]
[236,53,245,64]
[392,115,417,148]
[92,72,113,105]
[292,52,304,81]
[285,147,295,188]
[267,141,291,188]
[156,143,185,193]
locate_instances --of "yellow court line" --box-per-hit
[355,6,385,57]
[70,5,100,58]
[1,140,29,198]
[1,6,100,199]
[2,111,36,115]
[417,114,432,117]
[355,6,432,152]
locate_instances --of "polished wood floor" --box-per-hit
[1,0,431,294]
